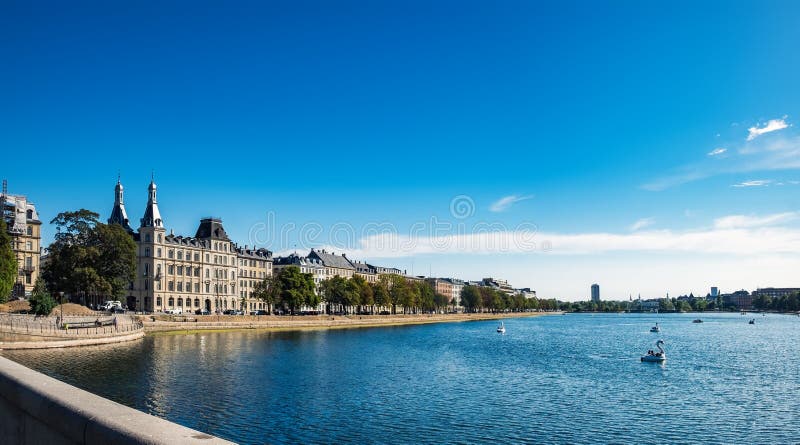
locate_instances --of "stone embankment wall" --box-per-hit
[0,356,234,444]
[0,314,145,350]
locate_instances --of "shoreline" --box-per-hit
[142,311,561,335]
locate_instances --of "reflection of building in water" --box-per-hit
[107,177,272,313]
[1,180,42,298]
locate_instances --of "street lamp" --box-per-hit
[58,291,64,328]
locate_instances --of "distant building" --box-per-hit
[443,278,464,306]
[1,182,42,298]
[308,249,355,279]
[591,284,600,302]
[482,278,516,296]
[722,290,752,309]
[751,287,800,299]
[426,278,454,301]
[710,287,719,298]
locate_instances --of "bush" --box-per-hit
[29,278,57,316]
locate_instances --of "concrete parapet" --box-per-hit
[0,356,234,444]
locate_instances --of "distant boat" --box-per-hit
[749,319,755,325]
[496,321,506,334]
[650,322,660,333]
[692,319,703,323]
[641,339,666,363]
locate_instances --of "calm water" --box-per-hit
[4,313,800,444]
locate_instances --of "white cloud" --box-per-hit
[713,212,800,229]
[489,195,533,212]
[293,211,800,260]
[708,147,727,156]
[731,180,771,187]
[747,118,789,141]
[629,217,655,231]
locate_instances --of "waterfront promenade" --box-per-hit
[0,314,145,350]
[141,311,559,334]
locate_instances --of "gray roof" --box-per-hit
[308,249,355,270]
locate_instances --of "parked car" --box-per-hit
[165,308,182,315]
[379,311,391,315]
[222,309,235,315]
[195,309,211,315]
[251,310,269,315]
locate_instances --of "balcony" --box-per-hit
[20,265,35,274]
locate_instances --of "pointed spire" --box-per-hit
[141,175,163,228]
[108,175,132,232]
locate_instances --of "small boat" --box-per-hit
[692,319,703,323]
[650,322,660,333]
[641,339,666,363]
[496,321,506,334]
[749,319,755,325]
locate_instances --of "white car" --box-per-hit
[165,308,183,314]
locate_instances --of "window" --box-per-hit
[168,297,174,307]
[177,298,183,307]
[145,247,150,257]
[168,249,174,259]
[177,282,183,292]
[186,266,192,276]
[205,283,210,293]
[194,283,200,293]
[157,248,162,258]
[26,274,31,284]
[144,264,149,276]
[205,254,209,262]
[156,297,161,306]
[157,281,161,290]
[158,234,162,243]
[194,298,200,307]
[194,268,200,277]
[168,265,174,275]
[144,279,149,290]
[177,265,183,275]
[177,251,183,260]
[26,226,32,236]
[205,269,209,278]
[168,281,174,291]
[194,253,200,262]
[145,234,151,242]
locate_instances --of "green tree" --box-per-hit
[274,266,315,315]
[372,277,391,312]
[351,275,374,314]
[28,278,57,316]
[387,274,410,314]
[42,210,136,303]
[252,275,279,313]
[0,218,17,303]
[460,285,482,312]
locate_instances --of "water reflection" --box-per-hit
[4,314,800,444]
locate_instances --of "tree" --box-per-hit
[0,218,17,303]
[252,275,278,313]
[386,274,410,315]
[460,285,482,312]
[28,278,56,316]
[42,210,136,304]
[372,278,390,312]
[350,275,373,314]
[274,266,316,315]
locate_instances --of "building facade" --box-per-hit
[307,249,355,279]
[109,178,272,313]
[2,184,42,298]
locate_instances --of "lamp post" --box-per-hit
[58,291,64,328]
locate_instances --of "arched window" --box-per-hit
[177,298,183,307]
[157,234,162,243]
[194,298,200,307]
[168,297,174,307]
[26,209,33,219]
[156,297,162,307]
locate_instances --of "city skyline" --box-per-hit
[3,2,800,300]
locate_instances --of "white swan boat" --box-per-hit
[641,339,666,363]
[496,321,506,334]
[650,323,660,333]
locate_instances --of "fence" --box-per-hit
[0,314,144,338]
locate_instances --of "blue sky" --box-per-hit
[3,1,800,300]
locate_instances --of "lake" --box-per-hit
[4,312,799,444]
